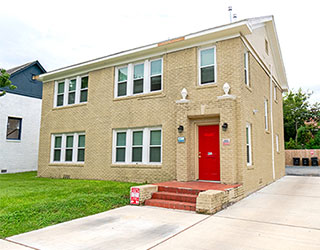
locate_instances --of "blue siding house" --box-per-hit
[0,61,46,173]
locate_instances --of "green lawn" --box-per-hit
[0,171,138,238]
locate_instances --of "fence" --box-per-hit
[285,149,320,166]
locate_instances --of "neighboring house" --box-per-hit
[0,61,46,173]
[37,16,287,195]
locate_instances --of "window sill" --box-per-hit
[6,139,21,143]
[49,163,84,167]
[265,130,270,134]
[274,99,278,104]
[111,164,162,169]
[247,165,255,170]
[196,82,217,89]
[113,91,164,101]
[245,85,252,92]
[53,102,87,111]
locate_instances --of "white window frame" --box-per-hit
[244,51,249,86]
[198,46,217,85]
[149,58,163,93]
[67,78,77,105]
[246,123,252,166]
[114,58,163,98]
[264,99,269,131]
[276,134,279,152]
[112,127,162,165]
[80,76,89,103]
[51,132,85,163]
[54,75,88,108]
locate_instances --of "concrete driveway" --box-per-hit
[2,176,320,250]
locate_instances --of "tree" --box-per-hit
[283,88,311,142]
[283,88,320,149]
[0,68,16,96]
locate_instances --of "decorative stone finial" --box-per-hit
[181,88,188,100]
[223,82,230,96]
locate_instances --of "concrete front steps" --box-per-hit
[144,185,201,211]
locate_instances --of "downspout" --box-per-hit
[269,64,275,180]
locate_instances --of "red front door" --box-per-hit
[198,125,220,181]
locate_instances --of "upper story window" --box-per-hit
[7,117,22,140]
[51,132,86,163]
[274,85,277,101]
[244,52,249,87]
[55,76,88,107]
[113,127,162,164]
[265,39,269,55]
[115,58,162,98]
[199,47,216,85]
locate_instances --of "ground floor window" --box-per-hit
[7,117,22,140]
[113,127,162,164]
[246,123,252,166]
[51,133,85,163]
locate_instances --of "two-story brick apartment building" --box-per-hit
[37,16,287,195]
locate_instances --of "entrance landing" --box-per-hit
[153,181,241,191]
[144,181,242,212]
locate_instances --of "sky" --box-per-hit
[1,0,319,103]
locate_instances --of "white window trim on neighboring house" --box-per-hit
[112,127,162,165]
[51,132,85,163]
[198,46,217,85]
[244,51,249,86]
[246,123,252,166]
[276,134,279,152]
[114,58,163,98]
[54,75,88,107]
[264,98,269,131]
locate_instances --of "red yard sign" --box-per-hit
[130,187,140,205]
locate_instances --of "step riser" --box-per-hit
[145,200,196,211]
[158,186,201,195]
[152,192,197,203]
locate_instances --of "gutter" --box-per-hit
[36,21,251,82]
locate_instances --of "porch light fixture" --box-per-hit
[222,123,228,131]
[178,125,184,133]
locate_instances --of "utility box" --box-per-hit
[311,157,319,166]
[302,158,309,166]
[293,158,300,166]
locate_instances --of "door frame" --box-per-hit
[193,119,221,181]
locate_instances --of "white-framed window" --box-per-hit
[54,75,88,107]
[264,99,269,131]
[51,133,86,163]
[246,123,252,166]
[276,134,279,152]
[274,85,277,101]
[6,117,22,140]
[244,51,249,86]
[198,46,216,85]
[115,58,162,98]
[113,127,162,164]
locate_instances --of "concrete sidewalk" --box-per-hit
[2,206,207,250]
[153,176,320,249]
[2,176,320,250]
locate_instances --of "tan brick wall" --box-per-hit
[38,36,285,195]
[240,46,285,195]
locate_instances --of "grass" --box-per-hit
[0,171,138,238]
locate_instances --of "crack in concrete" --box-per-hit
[215,215,320,231]
[3,238,39,250]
